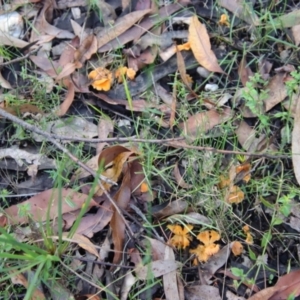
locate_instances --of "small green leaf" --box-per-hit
[261,232,272,247]
[248,246,257,261]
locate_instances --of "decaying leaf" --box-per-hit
[168,224,193,249]
[10,272,46,300]
[135,259,181,280]
[190,230,221,263]
[62,233,100,258]
[97,9,152,49]
[185,285,222,300]
[1,188,99,225]
[248,269,300,300]
[188,15,224,74]
[179,107,232,140]
[292,93,300,185]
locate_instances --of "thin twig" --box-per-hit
[0,47,42,67]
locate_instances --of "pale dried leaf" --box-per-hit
[163,246,180,300]
[185,285,221,300]
[292,94,300,185]
[97,9,152,49]
[292,24,300,46]
[55,79,75,116]
[179,107,232,140]
[238,57,253,86]
[272,9,300,28]
[153,199,188,219]
[10,272,46,300]
[188,15,224,73]
[63,232,100,258]
[4,188,99,225]
[135,260,181,280]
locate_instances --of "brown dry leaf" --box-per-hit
[188,15,224,74]
[248,269,300,300]
[0,33,29,48]
[97,9,152,49]
[110,169,131,265]
[241,73,288,117]
[218,0,260,26]
[30,1,74,42]
[62,232,99,258]
[3,188,99,225]
[153,199,188,219]
[168,224,193,249]
[179,107,232,140]
[10,272,45,300]
[88,67,113,91]
[185,285,222,300]
[55,62,78,81]
[231,241,243,256]
[98,3,186,52]
[200,243,232,284]
[292,93,300,185]
[54,79,75,116]
[135,259,181,281]
[238,56,253,86]
[173,162,192,189]
[0,71,12,89]
[74,199,113,238]
[96,151,133,196]
[190,230,221,262]
[30,55,60,77]
[74,35,98,65]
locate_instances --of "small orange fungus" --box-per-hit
[218,14,230,27]
[115,67,136,83]
[231,241,243,256]
[88,67,113,91]
[190,230,221,263]
[168,224,193,249]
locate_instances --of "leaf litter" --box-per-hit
[1,0,300,299]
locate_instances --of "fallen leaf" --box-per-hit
[185,285,222,300]
[238,56,253,87]
[3,188,99,225]
[97,9,152,49]
[188,15,224,73]
[292,24,300,46]
[74,35,97,64]
[248,269,300,300]
[153,199,188,219]
[55,79,75,116]
[179,107,232,141]
[110,169,131,265]
[231,241,243,256]
[200,243,232,284]
[10,272,46,300]
[163,246,180,300]
[63,233,99,258]
[135,259,181,280]
[168,224,193,249]
[292,93,300,185]
[272,9,300,28]
[218,0,260,26]
[98,3,186,52]
[173,162,192,189]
